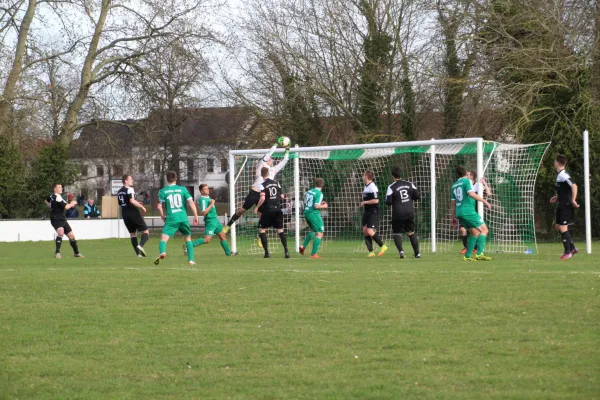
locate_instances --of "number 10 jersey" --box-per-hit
[158,184,192,223]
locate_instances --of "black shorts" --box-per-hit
[556,206,574,226]
[362,213,379,230]
[392,217,415,234]
[242,189,261,210]
[259,210,284,229]
[51,218,72,235]
[123,211,148,233]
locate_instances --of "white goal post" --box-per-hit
[228,138,549,255]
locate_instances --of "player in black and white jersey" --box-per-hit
[550,154,579,260]
[223,139,290,246]
[45,183,83,259]
[361,170,387,257]
[458,170,492,254]
[255,167,290,259]
[117,175,150,257]
[385,166,421,258]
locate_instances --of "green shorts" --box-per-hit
[305,213,325,233]
[458,213,485,230]
[204,219,223,236]
[162,220,192,237]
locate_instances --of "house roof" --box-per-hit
[71,107,257,158]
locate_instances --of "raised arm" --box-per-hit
[273,147,290,175]
[256,144,278,177]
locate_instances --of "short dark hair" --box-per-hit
[315,178,324,188]
[364,170,375,181]
[199,183,208,191]
[261,167,269,178]
[391,166,402,179]
[51,183,61,190]
[469,170,477,180]
[456,166,467,178]
[166,171,177,183]
[555,154,568,166]
[122,174,131,184]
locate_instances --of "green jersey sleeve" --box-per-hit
[159,188,166,203]
[315,191,323,205]
[182,188,192,202]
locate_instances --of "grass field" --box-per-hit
[0,239,598,399]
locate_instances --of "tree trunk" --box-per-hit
[0,0,37,137]
[59,0,111,144]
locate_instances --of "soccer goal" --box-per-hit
[228,138,549,255]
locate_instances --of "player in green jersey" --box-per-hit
[155,171,199,266]
[299,178,328,258]
[184,184,232,256]
[451,166,492,261]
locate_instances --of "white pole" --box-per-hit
[294,145,300,253]
[430,142,436,253]
[228,151,237,254]
[583,130,592,254]
[476,138,484,217]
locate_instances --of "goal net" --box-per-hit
[228,139,549,255]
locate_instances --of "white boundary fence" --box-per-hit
[0,216,228,242]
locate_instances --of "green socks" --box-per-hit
[193,238,205,247]
[466,235,477,256]
[303,232,315,248]
[159,240,167,254]
[185,241,194,262]
[221,240,231,256]
[312,238,321,255]
[476,235,487,255]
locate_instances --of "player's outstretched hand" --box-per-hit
[451,217,458,229]
[573,200,580,208]
[484,200,492,211]
[321,201,328,209]
[254,208,259,214]
[193,216,199,225]
[141,207,146,214]
[550,196,557,204]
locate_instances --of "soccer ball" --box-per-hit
[279,136,291,147]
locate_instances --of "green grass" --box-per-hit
[0,240,598,399]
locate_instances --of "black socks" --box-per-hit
[259,232,269,253]
[278,232,288,252]
[131,237,140,255]
[69,239,79,254]
[55,236,62,253]
[140,233,149,247]
[364,236,374,252]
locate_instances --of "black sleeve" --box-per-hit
[47,195,52,203]
[385,192,393,206]
[412,186,421,201]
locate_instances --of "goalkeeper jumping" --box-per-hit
[223,137,291,236]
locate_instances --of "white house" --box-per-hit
[70,107,259,203]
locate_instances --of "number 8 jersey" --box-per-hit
[158,184,192,222]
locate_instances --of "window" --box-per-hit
[81,165,88,176]
[221,158,228,173]
[138,160,145,174]
[96,188,105,199]
[96,165,104,177]
[154,159,161,173]
[207,158,214,173]
[113,165,123,176]
[187,159,194,180]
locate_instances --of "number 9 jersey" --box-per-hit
[451,177,476,217]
